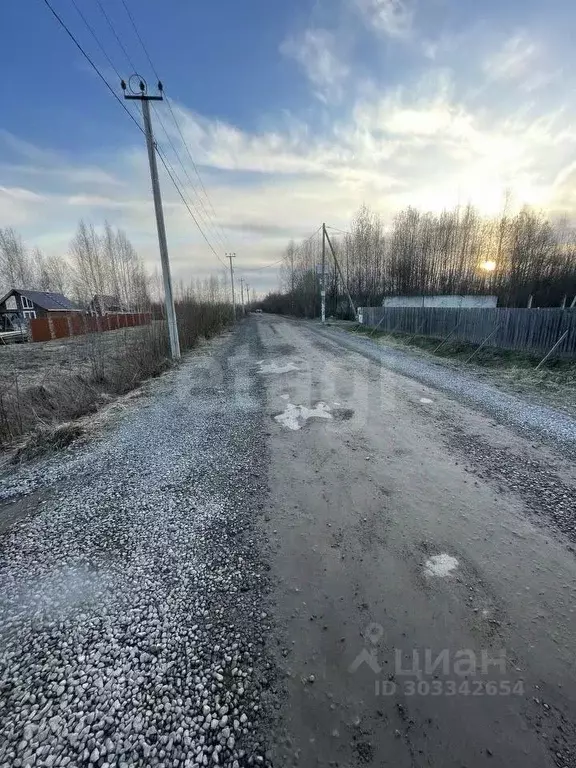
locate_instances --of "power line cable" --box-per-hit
[93,0,138,72]
[69,0,122,80]
[326,224,352,236]
[68,0,142,129]
[155,147,228,269]
[240,258,286,271]
[164,94,230,245]
[41,0,143,133]
[118,0,160,79]
[151,103,227,251]
[42,0,227,270]
[293,225,323,253]
[117,0,232,249]
[104,0,229,257]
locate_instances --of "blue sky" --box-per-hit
[2,0,576,294]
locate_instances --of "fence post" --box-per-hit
[536,329,570,370]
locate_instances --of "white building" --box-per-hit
[381,295,498,309]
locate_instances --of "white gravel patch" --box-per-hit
[258,361,299,375]
[274,402,333,431]
[424,554,459,577]
[419,398,434,404]
[0,327,272,768]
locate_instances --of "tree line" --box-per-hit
[0,220,235,314]
[0,221,150,309]
[262,203,576,317]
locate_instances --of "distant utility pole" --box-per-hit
[321,223,326,323]
[240,278,245,311]
[246,284,250,306]
[290,246,295,315]
[226,252,237,319]
[122,76,180,360]
[324,227,357,320]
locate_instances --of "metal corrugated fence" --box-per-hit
[30,313,152,343]
[359,307,576,359]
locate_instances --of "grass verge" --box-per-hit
[0,301,234,454]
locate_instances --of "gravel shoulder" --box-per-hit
[309,321,576,453]
[0,323,274,768]
[331,320,576,419]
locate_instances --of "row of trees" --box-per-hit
[0,221,150,309]
[263,203,576,317]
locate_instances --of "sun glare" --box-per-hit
[480,260,497,272]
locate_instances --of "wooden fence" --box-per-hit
[30,313,152,343]
[359,307,576,359]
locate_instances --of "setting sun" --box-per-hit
[480,260,497,272]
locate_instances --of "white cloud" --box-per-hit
[2,26,576,298]
[0,186,46,226]
[483,33,539,82]
[353,0,413,39]
[2,163,123,188]
[0,186,45,203]
[281,28,349,102]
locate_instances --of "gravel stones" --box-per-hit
[0,324,272,767]
[444,423,576,544]
[314,326,576,452]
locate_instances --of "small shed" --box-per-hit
[0,289,82,332]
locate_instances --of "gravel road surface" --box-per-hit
[1,314,576,768]
[310,322,576,450]
[0,326,272,768]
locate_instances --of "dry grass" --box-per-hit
[11,423,85,464]
[0,301,234,451]
[0,323,170,448]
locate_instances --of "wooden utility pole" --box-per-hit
[123,77,180,359]
[290,245,295,315]
[321,223,326,323]
[226,252,237,319]
[324,228,357,320]
[240,278,245,312]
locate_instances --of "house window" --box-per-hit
[21,296,34,310]
[23,310,36,320]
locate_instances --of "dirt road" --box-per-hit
[258,315,576,768]
[1,314,576,768]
